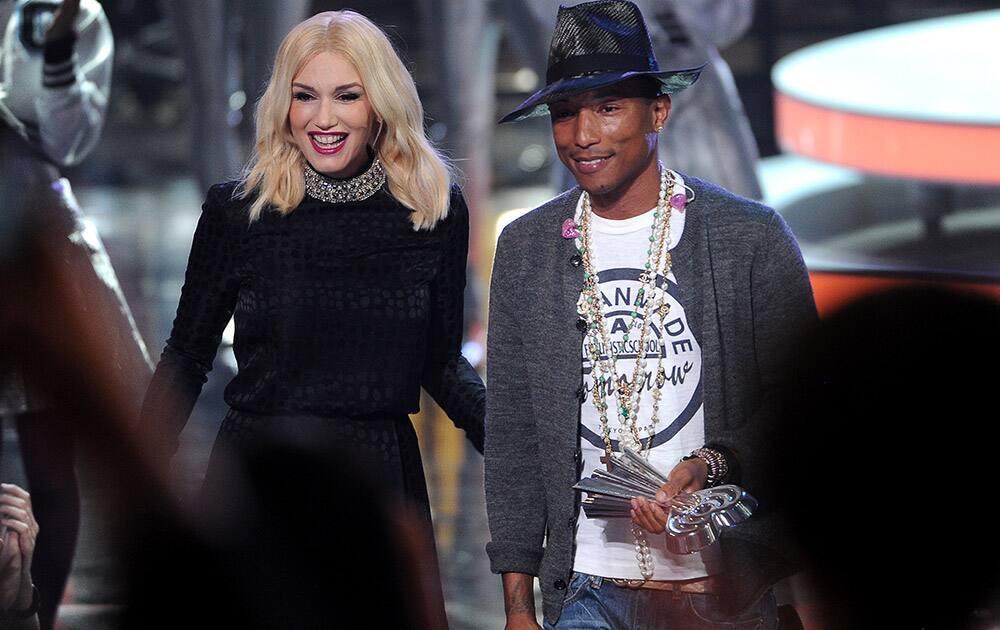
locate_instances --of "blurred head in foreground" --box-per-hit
[775,286,1000,629]
[122,439,438,629]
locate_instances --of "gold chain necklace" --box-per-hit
[575,165,679,579]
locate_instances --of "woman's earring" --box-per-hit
[654,124,664,133]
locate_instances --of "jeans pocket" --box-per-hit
[684,591,776,629]
[562,572,594,607]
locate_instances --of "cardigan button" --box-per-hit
[569,254,582,267]
[554,579,567,590]
[575,385,586,402]
[575,319,588,333]
[567,517,575,527]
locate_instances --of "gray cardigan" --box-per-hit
[484,176,817,624]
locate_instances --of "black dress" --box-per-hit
[140,177,485,522]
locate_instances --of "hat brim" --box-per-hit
[498,65,705,124]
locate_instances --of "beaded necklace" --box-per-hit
[303,157,386,203]
[575,164,683,579]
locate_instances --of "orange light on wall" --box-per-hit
[809,270,1000,317]
[776,94,1000,185]
[772,10,1000,186]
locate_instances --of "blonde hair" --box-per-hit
[239,11,452,230]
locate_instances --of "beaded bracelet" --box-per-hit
[682,447,729,487]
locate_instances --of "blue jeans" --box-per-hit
[544,572,778,630]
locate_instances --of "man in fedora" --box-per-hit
[484,1,816,628]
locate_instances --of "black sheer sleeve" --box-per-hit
[140,184,241,457]
[421,187,486,453]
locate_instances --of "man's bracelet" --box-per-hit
[0,585,40,621]
[682,447,729,487]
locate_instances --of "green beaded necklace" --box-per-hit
[575,165,677,462]
[574,164,681,580]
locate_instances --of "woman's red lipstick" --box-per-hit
[309,132,347,155]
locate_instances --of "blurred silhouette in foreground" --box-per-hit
[1,1,151,627]
[775,286,1000,629]
[120,439,442,630]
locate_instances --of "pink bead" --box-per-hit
[669,193,687,210]
[562,218,581,239]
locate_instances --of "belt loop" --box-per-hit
[672,582,683,601]
[591,575,603,588]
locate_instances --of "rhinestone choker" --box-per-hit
[303,158,386,203]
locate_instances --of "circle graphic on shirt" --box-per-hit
[580,267,703,451]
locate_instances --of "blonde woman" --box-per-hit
[141,10,484,549]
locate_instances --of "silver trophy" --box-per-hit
[572,448,757,554]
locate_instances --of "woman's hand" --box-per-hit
[45,0,82,43]
[630,458,708,534]
[0,484,39,612]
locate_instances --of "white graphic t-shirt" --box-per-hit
[572,180,716,580]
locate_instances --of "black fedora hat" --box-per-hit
[499,0,704,124]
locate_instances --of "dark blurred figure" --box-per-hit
[775,286,1000,629]
[0,1,152,627]
[120,438,443,629]
[160,0,310,190]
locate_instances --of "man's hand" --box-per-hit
[0,484,38,612]
[45,0,82,43]
[505,612,542,630]
[630,458,708,534]
[502,573,541,630]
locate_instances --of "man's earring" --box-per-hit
[654,124,664,133]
